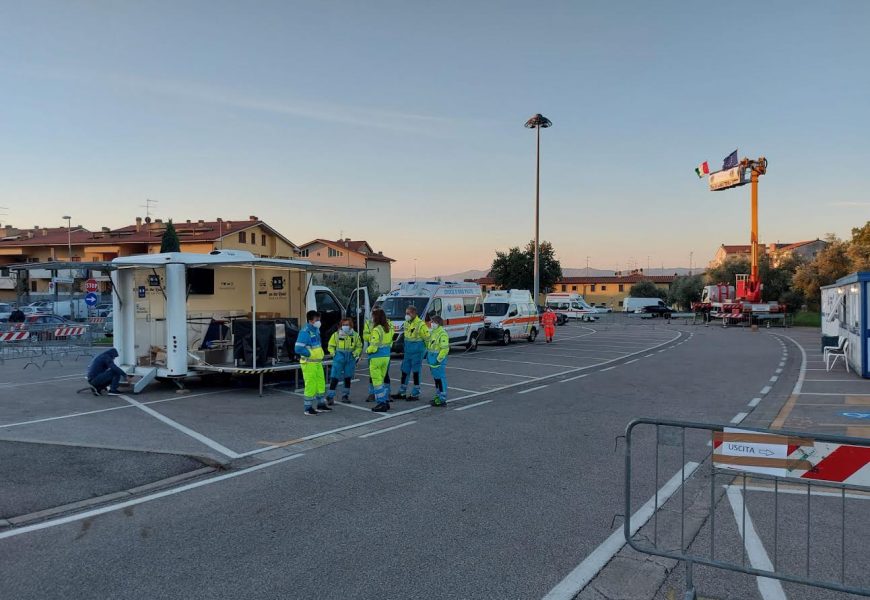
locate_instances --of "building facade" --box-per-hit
[709,239,827,269]
[298,238,394,296]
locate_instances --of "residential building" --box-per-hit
[709,239,827,269]
[299,238,394,296]
[0,216,298,300]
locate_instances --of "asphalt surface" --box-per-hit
[0,320,819,599]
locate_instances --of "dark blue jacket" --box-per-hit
[88,348,122,380]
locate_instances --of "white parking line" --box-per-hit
[726,486,787,600]
[359,420,416,438]
[775,368,782,374]
[748,398,761,407]
[562,374,588,383]
[600,366,617,371]
[760,386,772,395]
[644,354,655,358]
[731,412,748,424]
[119,394,240,459]
[625,359,638,364]
[463,356,576,369]
[543,462,700,600]
[445,365,535,378]
[769,375,778,383]
[454,400,493,412]
[518,385,548,395]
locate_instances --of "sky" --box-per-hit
[1,1,869,278]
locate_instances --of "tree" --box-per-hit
[706,256,751,287]
[628,279,667,300]
[667,275,704,310]
[313,273,379,306]
[160,220,181,253]
[490,240,562,295]
[793,237,852,310]
[847,221,870,272]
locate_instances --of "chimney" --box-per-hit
[155,218,163,224]
[135,217,142,232]
[186,219,191,224]
[225,220,231,230]
[198,219,205,226]
[249,215,258,221]
[101,226,110,232]
[42,228,48,236]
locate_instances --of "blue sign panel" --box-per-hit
[85,292,98,307]
[138,286,146,298]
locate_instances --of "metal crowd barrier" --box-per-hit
[624,418,870,599]
[0,323,95,369]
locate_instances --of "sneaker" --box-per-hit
[371,403,390,413]
[89,384,101,396]
[390,393,406,400]
[107,390,122,396]
[366,394,375,403]
[316,404,333,412]
[406,395,420,401]
[304,407,318,416]
[341,396,351,404]
[326,398,335,406]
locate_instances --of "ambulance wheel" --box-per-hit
[501,331,511,346]
[528,328,537,342]
[466,332,479,352]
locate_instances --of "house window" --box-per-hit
[238,232,246,244]
[261,234,266,247]
[618,284,624,292]
[299,249,309,257]
[26,257,40,263]
[618,300,624,307]
[71,256,81,262]
[0,267,8,277]
[601,285,607,291]
[571,285,577,291]
[591,284,596,292]
[328,248,343,258]
[31,281,37,292]
[561,284,566,292]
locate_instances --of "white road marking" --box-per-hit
[462,356,576,369]
[518,385,548,395]
[739,484,870,500]
[778,362,785,368]
[0,374,85,388]
[726,486,788,600]
[0,453,305,541]
[775,368,782,374]
[562,374,588,382]
[657,349,667,353]
[445,365,535,378]
[644,354,655,358]
[731,412,748,424]
[454,400,493,411]
[359,420,416,438]
[625,359,638,364]
[748,398,761,407]
[118,394,240,459]
[600,366,616,372]
[542,462,700,600]
[760,386,772,395]
[797,392,870,396]
[769,375,779,383]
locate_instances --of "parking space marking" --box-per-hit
[0,374,85,389]
[562,374,588,383]
[359,420,416,438]
[644,354,655,358]
[454,400,493,412]
[0,452,306,541]
[517,385,548,395]
[775,368,782,374]
[760,385,772,395]
[462,356,576,369]
[769,375,778,383]
[730,412,748,424]
[543,462,700,600]
[444,365,535,378]
[600,366,617,372]
[119,394,240,459]
[625,359,638,364]
[748,398,761,407]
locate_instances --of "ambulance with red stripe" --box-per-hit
[481,289,539,344]
[380,281,484,352]
[545,292,598,322]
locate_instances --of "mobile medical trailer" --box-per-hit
[821,272,870,378]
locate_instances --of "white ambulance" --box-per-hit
[380,281,484,351]
[482,289,539,344]
[545,292,599,321]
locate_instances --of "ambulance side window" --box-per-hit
[427,298,442,319]
[508,304,518,317]
[464,297,478,315]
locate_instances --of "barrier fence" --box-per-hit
[624,418,870,599]
[0,323,96,369]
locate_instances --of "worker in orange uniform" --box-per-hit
[541,307,557,343]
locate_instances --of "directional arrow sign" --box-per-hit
[715,427,789,477]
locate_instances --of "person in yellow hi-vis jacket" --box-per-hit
[367,308,394,412]
[326,318,362,404]
[364,316,391,402]
[295,310,328,416]
[426,315,450,406]
[392,305,429,401]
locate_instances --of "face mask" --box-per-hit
[341,325,350,334]
[430,323,438,330]
[404,314,412,322]
[312,321,322,329]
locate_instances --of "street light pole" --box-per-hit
[524,113,552,305]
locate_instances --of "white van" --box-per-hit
[380,280,484,351]
[482,289,539,344]
[622,297,666,313]
[545,292,598,322]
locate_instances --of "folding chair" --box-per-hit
[826,339,850,373]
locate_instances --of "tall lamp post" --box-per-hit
[524,113,552,305]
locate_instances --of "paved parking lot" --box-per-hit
[0,320,681,464]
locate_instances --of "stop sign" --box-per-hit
[85,279,99,293]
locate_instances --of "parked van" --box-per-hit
[482,289,539,344]
[622,297,666,313]
[380,281,484,351]
[545,292,598,322]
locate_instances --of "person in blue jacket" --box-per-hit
[87,348,130,396]
[295,310,328,415]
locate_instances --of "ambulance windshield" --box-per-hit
[381,297,428,321]
[484,303,509,317]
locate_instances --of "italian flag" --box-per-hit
[695,161,710,178]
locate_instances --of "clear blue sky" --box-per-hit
[1,1,868,277]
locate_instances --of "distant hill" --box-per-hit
[393,266,695,287]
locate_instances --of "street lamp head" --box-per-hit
[524,113,552,129]
[62,215,71,220]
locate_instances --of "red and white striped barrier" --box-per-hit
[0,331,30,342]
[88,317,106,324]
[53,326,86,337]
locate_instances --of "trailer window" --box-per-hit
[188,268,214,295]
[484,303,508,317]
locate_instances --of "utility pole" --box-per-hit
[689,251,693,275]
